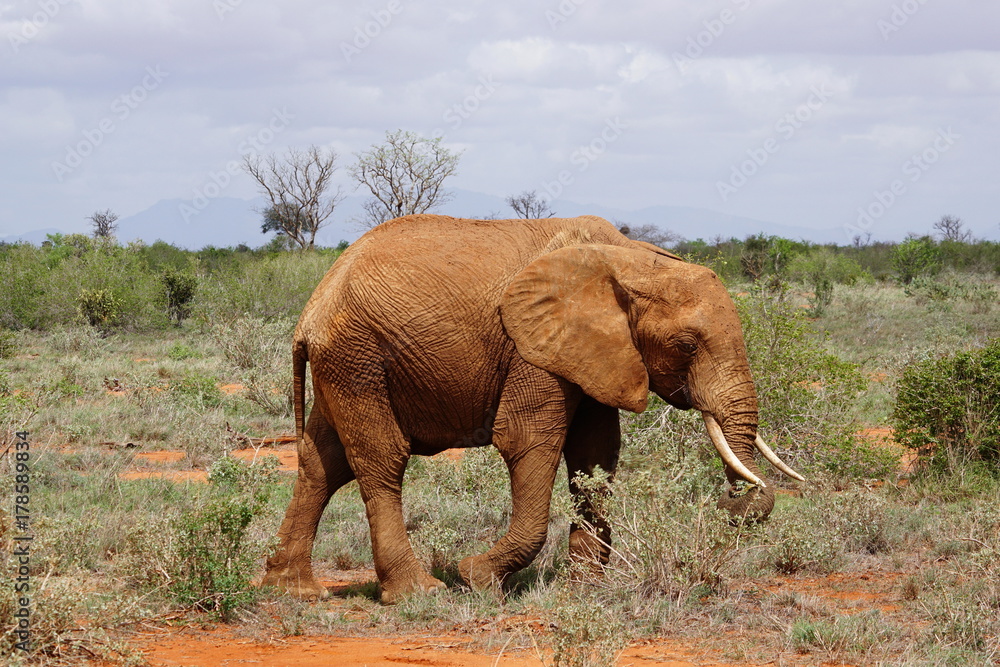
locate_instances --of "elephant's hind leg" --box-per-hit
[345,430,447,604]
[264,408,354,600]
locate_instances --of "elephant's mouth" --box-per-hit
[653,378,693,410]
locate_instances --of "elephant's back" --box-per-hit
[299,214,635,330]
[294,214,633,448]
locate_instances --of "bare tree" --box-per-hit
[88,209,119,238]
[616,221,683,248]
[932,214,972,243]
[242,145,343,250]
[505,190,554,219]
[349,130,462,229]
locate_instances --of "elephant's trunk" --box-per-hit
[689,344,802,522]
[693,368,777,521]
[703,411,776,522]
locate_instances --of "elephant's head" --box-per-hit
[500,243,803,522]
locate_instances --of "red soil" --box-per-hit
[121,565,903,667]
[118,469,209,482]
[231,446,298,471]
[129,625,775,667]
[856,427,918,472]
[135,451,186,464]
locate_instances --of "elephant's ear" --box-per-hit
[500,245,649,413]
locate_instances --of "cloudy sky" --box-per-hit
[2,0,998,244]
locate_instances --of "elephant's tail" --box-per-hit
[292,339,308,441]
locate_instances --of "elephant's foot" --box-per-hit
[458,554,503,592]
[260,564,330,600]
[568,529,610,579]
[380,569,446,604]
[568,529,609,564]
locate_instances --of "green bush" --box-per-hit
[0,329,16,358]
[0,237,166,330]
[0,240,336,331]
[172,373,224,409]
[736,295,868,472]
[904,274,997,313]
[404,447,512,574]
[739,234,808,283]
[77,288,123,328]
[161,267,198,325]
[167,342,201,360]
[891,236,941,285]
[787,247,869,286]
[195,251,334,322]
[767,506,843,574]
[809,278,834,317]
[169,457,279,620]
[541,588,632,667]
[893,339,1000,466]
[600,473,750,598]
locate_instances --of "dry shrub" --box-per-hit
[211,315,296,416]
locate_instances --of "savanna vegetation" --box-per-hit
[1,221,999,665]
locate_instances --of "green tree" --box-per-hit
[891,235,941,284]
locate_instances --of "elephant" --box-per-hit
[261,214,803,603]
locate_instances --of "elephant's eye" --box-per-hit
[675,337,698,355]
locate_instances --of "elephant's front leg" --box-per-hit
[264,407,354,599]
[458,372,580,590]
[563,396,621,569]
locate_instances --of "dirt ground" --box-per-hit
[125,569,895,666]
[129,631,783,666]
[111,440,909,667]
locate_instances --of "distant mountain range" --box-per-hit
[0,190,866,249]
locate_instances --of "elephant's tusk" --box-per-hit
[702,413,766,489]
[754,435,806,482]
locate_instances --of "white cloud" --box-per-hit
[0,0,997,240]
